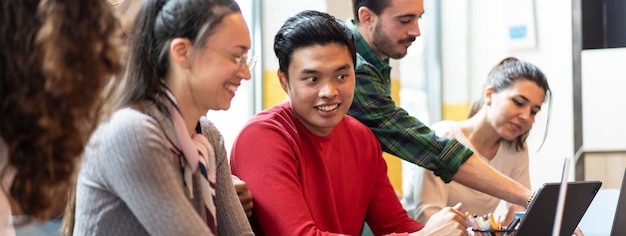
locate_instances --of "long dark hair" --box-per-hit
[468,57,552,151]
[0,0,121,220]
[107,0,241,113]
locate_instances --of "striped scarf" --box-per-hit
[165,92,218,234]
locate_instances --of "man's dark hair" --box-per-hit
[352,0,391,23]
[273,10,356,77]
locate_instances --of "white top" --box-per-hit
[0,137,16,236]
[402,120,531,223]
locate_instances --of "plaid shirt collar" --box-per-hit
[347,19,391,73]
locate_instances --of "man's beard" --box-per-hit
[372,22,416,59]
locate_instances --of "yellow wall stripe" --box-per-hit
[263,70,287,109]
[384,78,403,196]
[442,102,471,121]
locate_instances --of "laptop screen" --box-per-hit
[515,181,602,236]
[610,168,626,236]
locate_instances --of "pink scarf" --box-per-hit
[164,92,218,235]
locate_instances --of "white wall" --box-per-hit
[327,1,352,22]
[581,48,626,152]
[441,0,470,107]
[261,0,327,71]
[441,0,576,190]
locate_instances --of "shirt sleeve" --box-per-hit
[348,63,473,182]
[201,118,254,236]
[97,113,211,235]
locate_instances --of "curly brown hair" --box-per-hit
[0,0,121,220]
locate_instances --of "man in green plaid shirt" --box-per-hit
[348,0,533,207]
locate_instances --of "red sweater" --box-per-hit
[231,102,423,236]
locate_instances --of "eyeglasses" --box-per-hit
[206,47,257,72]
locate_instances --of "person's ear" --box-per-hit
[277,70,289,94]
[170,38,193,69]
[358,7,376,30]
[484,86,495,106]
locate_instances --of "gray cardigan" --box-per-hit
[74,102,253,235]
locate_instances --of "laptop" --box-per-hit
[515,181,602,236]
[610,168,626,236]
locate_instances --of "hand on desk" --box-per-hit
[232,175,253,217]
[411,202,469,236]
